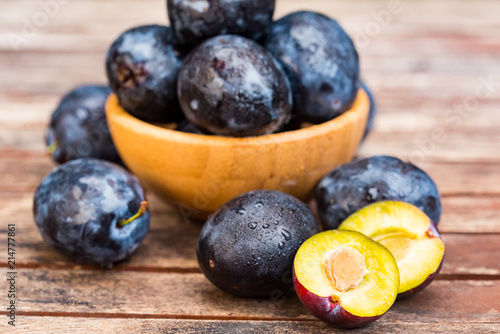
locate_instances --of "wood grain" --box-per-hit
[0,267,498,322]
[9,317,500,334]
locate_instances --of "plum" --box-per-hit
[178,35,292,136]
[315,156,441,230]
[105,25,184,123]
[167,0,275,47]
[294,230,399,328]
[339,201,445,298]
[265,11,360,124]
[46,85,122,165]
[197,190,319,298]
[33,158,150,268]
[175,120,208,134]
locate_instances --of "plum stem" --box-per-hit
[47,141,58,155]
[118,201,148,227]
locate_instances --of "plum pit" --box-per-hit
[323,247,367,292]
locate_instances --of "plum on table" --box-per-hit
[33,159,150,268]
[197,190,319,298]
[315,156,442,230]
[294,230,399,328]
[339,201,445,298]
[46,85,121,165]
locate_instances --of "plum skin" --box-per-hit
[293,268,380,328]
[398,221,444,298]
[316,156,442,230]
[175,120,208,134]
[197,190,319,298]
[46,85,122,165]
[33,158,150,268]
[178,35,292,136]
[167,0,276,47]
[105,25,184,123]
[265,11,360,124]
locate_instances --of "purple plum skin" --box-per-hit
[175,120,208,134]
[265,11,360,124]
[167,0,276,47]
[33,158,150,268]
[178,35,292,136]
[293,268,381,328]
[46,85,122,165]
[197,190,319,298]
[105,25,185,123]
[316,156,442,230]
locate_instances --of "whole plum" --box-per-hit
[33,159,150,268]
[197,190,319,297]
[315,156,441,230]
[46,85,121,165]
[168,0,275,47]
[178,35,292,136]
[106,25,184,123]
[265,11,360,124]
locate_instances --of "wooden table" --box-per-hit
[1,0,499,332]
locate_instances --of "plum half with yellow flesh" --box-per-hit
[339,201,445,298]
[293,230,399,328]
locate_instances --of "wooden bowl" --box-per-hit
[106,89,369,220]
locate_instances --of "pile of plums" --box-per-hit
[105,5,370,137]
[196,156,444,328]
[33,0,445,329]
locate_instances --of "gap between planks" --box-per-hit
[0,311,498,324]
[1,262,499,280]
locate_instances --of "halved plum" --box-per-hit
[293,230,399,328]
[338,201,445,298]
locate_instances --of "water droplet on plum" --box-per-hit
[281,228,292,241]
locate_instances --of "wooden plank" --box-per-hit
[438,195,500,233]
[358,132,500,163]
[1,0,499,53]
[1,268,498,323]
[9,317,500,334]
[441,234,500,277]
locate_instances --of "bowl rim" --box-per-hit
[106,88,369,147]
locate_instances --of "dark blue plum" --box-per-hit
[197,190,319,298]
[175,120,208,134]
[178,35,292,136]
[105,25,184,123]
[265,11,360,124]
[315,156,442,230]
[361,81,376,140]
[33,159,150,268]
[167,0,275,48]
[46,85,122,165]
